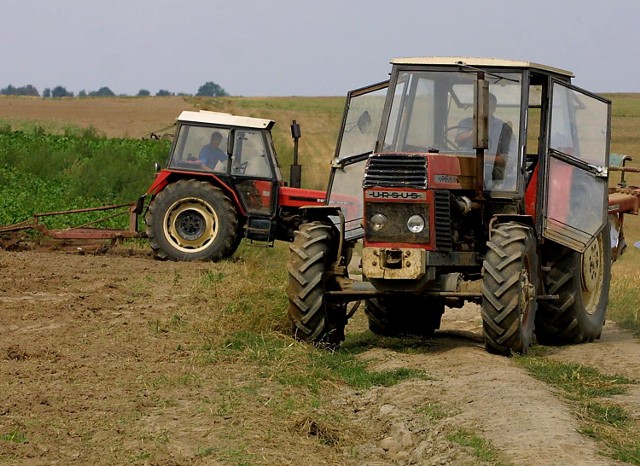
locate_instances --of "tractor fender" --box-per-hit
[298,206,349,264]
[146,169,247,216]
[488,214,537,238]
[300,206,343,226]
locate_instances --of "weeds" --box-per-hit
[515,354,640,464]
[0,428,27,444]
[447,429,511,465]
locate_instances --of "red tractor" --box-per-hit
[287,57,640,355]
[144,111,328,261]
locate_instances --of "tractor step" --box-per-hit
[245,217,274,243]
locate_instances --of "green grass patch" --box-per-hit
[516,356,632,399]
[446,428,511,465]
[417,402,455,421]
[0,428,27,444]
[515,354,640,464]
[216,330,429,393]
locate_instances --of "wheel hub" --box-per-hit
[519,270,536,329]
[581,239,602,294]
[580,236,605,314]
[175,210,205,240]
[164,199,217,252]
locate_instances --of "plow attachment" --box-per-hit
[0,198,147,244]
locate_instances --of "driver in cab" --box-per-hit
[199,131,227,171]
[455,92,513,183]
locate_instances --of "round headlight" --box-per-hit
[370,213,388,232]
[407,214,425,233]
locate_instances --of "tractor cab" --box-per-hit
[166,111,283,217]
[328,57,611,255]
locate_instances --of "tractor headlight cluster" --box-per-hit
[406,214,425,234]
[366,205,429,243]
[370,213,388,231]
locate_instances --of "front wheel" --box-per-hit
[287,222,346,348]
[482,222,539,355]
[535,225,611,345]
[146,179,238,261]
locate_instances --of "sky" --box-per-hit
[2,0,639,96]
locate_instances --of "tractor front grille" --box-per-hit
[363,154,428,189]
[434,190,453,251]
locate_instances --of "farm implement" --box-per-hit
[0,201,145,250]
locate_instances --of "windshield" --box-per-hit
[383,70,523,191]
[168,124,275,179]
[170,124,230,173]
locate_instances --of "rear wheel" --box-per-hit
[146,179,238,261]
[535,225,611,345]
[287,222,346,348]
[365,296,444,337]
[482,222,539,355]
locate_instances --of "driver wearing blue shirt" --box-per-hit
[199,132,227,170]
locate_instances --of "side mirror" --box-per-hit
[474,79,489,150]
[357,111,372,134]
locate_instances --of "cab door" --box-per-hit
[542,81,611,253]
[326,81,388,240]
[230,128,278,217]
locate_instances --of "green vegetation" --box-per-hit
[0,125,169,228]
[1,84,39,97]
[515,352,640,464]
[446,429,512,466]
[1,428,27,444]
[196,81,228,97]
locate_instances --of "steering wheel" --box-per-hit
[441,125,470,151]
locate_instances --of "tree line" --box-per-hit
[0,81,229,98]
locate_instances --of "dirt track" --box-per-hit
[1,246,639,465]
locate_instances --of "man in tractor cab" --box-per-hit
[455,92,515,186]
[199,131,227,171]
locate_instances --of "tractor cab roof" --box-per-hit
[177,110,275,130]
[391,56,574,78]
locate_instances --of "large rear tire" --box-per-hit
[482,222,538,355]
[535,225,611,345]
[364,296,444,338]
[287,222,346,348]
[146,179,238,261]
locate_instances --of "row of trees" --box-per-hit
[0,82,229,98]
